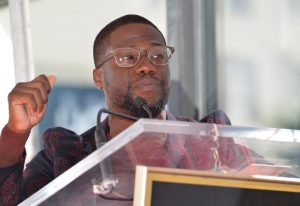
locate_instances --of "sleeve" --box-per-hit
[0,125,29,206]
[20,127,87,203]
[0,154,26,206]
[0,127,57,206]
[20,150,53,201]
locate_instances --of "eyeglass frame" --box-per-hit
[96,45,175,68]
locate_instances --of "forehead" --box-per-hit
[107,23,165,49]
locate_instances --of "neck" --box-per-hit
[107,115,135,139]
[107,111,165,140]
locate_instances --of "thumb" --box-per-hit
[47,75,56,89]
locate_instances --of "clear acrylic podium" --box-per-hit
[18,119,300,206]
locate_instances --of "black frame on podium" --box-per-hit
[134,166,300,206]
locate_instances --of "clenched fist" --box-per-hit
[7,75,56,134]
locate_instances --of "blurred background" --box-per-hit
[1,0,300,161]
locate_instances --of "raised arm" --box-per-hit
[0,75,56,167]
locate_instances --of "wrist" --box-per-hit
[6,122,32,135]
[0,125,30,167]
[3,124,31,137]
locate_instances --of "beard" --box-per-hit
[123,93,166,118]
[104,70,170,118]
[123,80,169,118]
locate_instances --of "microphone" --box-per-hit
[93,108,139,195]
[135,96,153,118]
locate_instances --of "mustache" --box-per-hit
[131,74,162,87]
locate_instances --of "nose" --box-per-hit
[135,54,157,75]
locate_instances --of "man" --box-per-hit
[0,14,244,205]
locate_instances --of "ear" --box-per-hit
[93,68,104,89]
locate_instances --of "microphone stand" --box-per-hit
[93,108,138,195]
[93,98,152,196]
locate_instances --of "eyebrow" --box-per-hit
[126,42,164,48]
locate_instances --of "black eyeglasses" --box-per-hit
[97,45,175,68]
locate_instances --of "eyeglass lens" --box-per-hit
[113,46,173,67]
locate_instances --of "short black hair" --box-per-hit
[93,14,166,68]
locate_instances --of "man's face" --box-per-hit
[93,23,171,118]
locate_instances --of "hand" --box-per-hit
[7,75,56,134]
